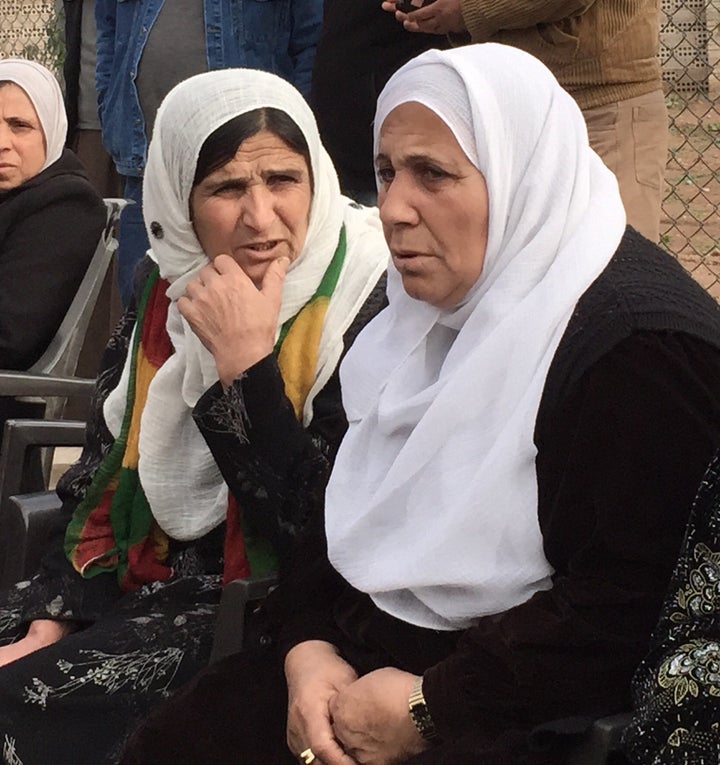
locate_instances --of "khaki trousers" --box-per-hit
[584,89,668,243]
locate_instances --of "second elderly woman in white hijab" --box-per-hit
[0,58,105,373]
[119,43,720,765]
[0,68,387,764]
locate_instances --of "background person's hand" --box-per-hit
[329,668,429,765]
[285,640,360,765]
[177,254,290,386]
[381,0,466,35]
[0,619,75,668]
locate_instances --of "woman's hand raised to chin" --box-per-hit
[177,254,290,387]
[0,619,76,668]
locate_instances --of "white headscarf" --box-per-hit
[326,44,627,631]
[104,68,387,541]
[0,58,66,171]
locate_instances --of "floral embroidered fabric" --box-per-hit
[624,452,720,763]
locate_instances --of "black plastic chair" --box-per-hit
[0,197,125,481]
[0,418,86,588]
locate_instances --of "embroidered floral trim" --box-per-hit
[658,639,720,704]
[23,647,185,709]
[3,736,24,765]
[198,376,250,441]
[671,543,720,624]
[666,721,720,752]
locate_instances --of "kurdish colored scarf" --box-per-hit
[65,232,346,592]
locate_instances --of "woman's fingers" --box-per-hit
[260,256,290,307]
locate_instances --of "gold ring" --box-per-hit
[299,748,316,764]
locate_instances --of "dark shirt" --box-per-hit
[310,0,447,195]
[0,149,105,370]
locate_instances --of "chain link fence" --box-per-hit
[2,1,720,296]
[662,0,720,299]
[0,1,62,73]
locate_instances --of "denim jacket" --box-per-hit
[95,0,322,176]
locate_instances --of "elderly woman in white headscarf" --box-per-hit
[0,68,387,764]
[119,43,720,765]
[0,58,105,371]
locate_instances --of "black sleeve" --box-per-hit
[193,354,347,561]
[193,277,387,560]
[421,332,720,740]
[0,179,106,369]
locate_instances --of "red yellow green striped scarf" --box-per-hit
[65,228,347,591]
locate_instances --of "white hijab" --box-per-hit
[0,58,66,171]
[326,44,627,631]
[104,68,387,541]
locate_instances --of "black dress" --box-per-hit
[0,261,386,765]
[120,229,720,765]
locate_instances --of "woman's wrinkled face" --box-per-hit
[0,83,46,191]
[376,101,489,309]
[190,129,312,287]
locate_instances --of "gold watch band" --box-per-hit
[408,676,439,743]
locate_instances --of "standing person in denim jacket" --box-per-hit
[95,0,322,306]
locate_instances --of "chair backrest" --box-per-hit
[27,198,126,381]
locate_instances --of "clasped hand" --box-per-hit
[177,254,290,387]
[285,642,428,765]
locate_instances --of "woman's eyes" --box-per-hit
[376,165,449,185]
[267,174,300,186]
[417,164,449,182]
[7,119,34,132]
[376,167,395,184]
[213,182,245,197]
[212,175,300,196]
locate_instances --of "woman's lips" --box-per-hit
[393,250,430,262]
[236,240,283,260]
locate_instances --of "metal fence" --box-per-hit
[662,0,720,299]
[2,1,720,296]
[0,1,61,73]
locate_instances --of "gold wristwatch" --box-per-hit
[408,676,439,743]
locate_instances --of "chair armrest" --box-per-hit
[210,574,278,664]
[0,418,86,503]
[565,712,632,765]
[0,371,95,398]
[0,419,86,588]
[0,491,63,589]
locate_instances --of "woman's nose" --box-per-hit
[0,122,11,150]
[378,173,419,228]
[240,184,276,232]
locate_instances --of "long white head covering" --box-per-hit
[326,44,627,630]
[104,68,387,541]
[0,58,66,171]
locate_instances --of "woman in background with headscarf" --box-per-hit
[0,68,387,764]
[0,58,106,371]
[121,43,720,765]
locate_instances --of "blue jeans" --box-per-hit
[117,176,149,307]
